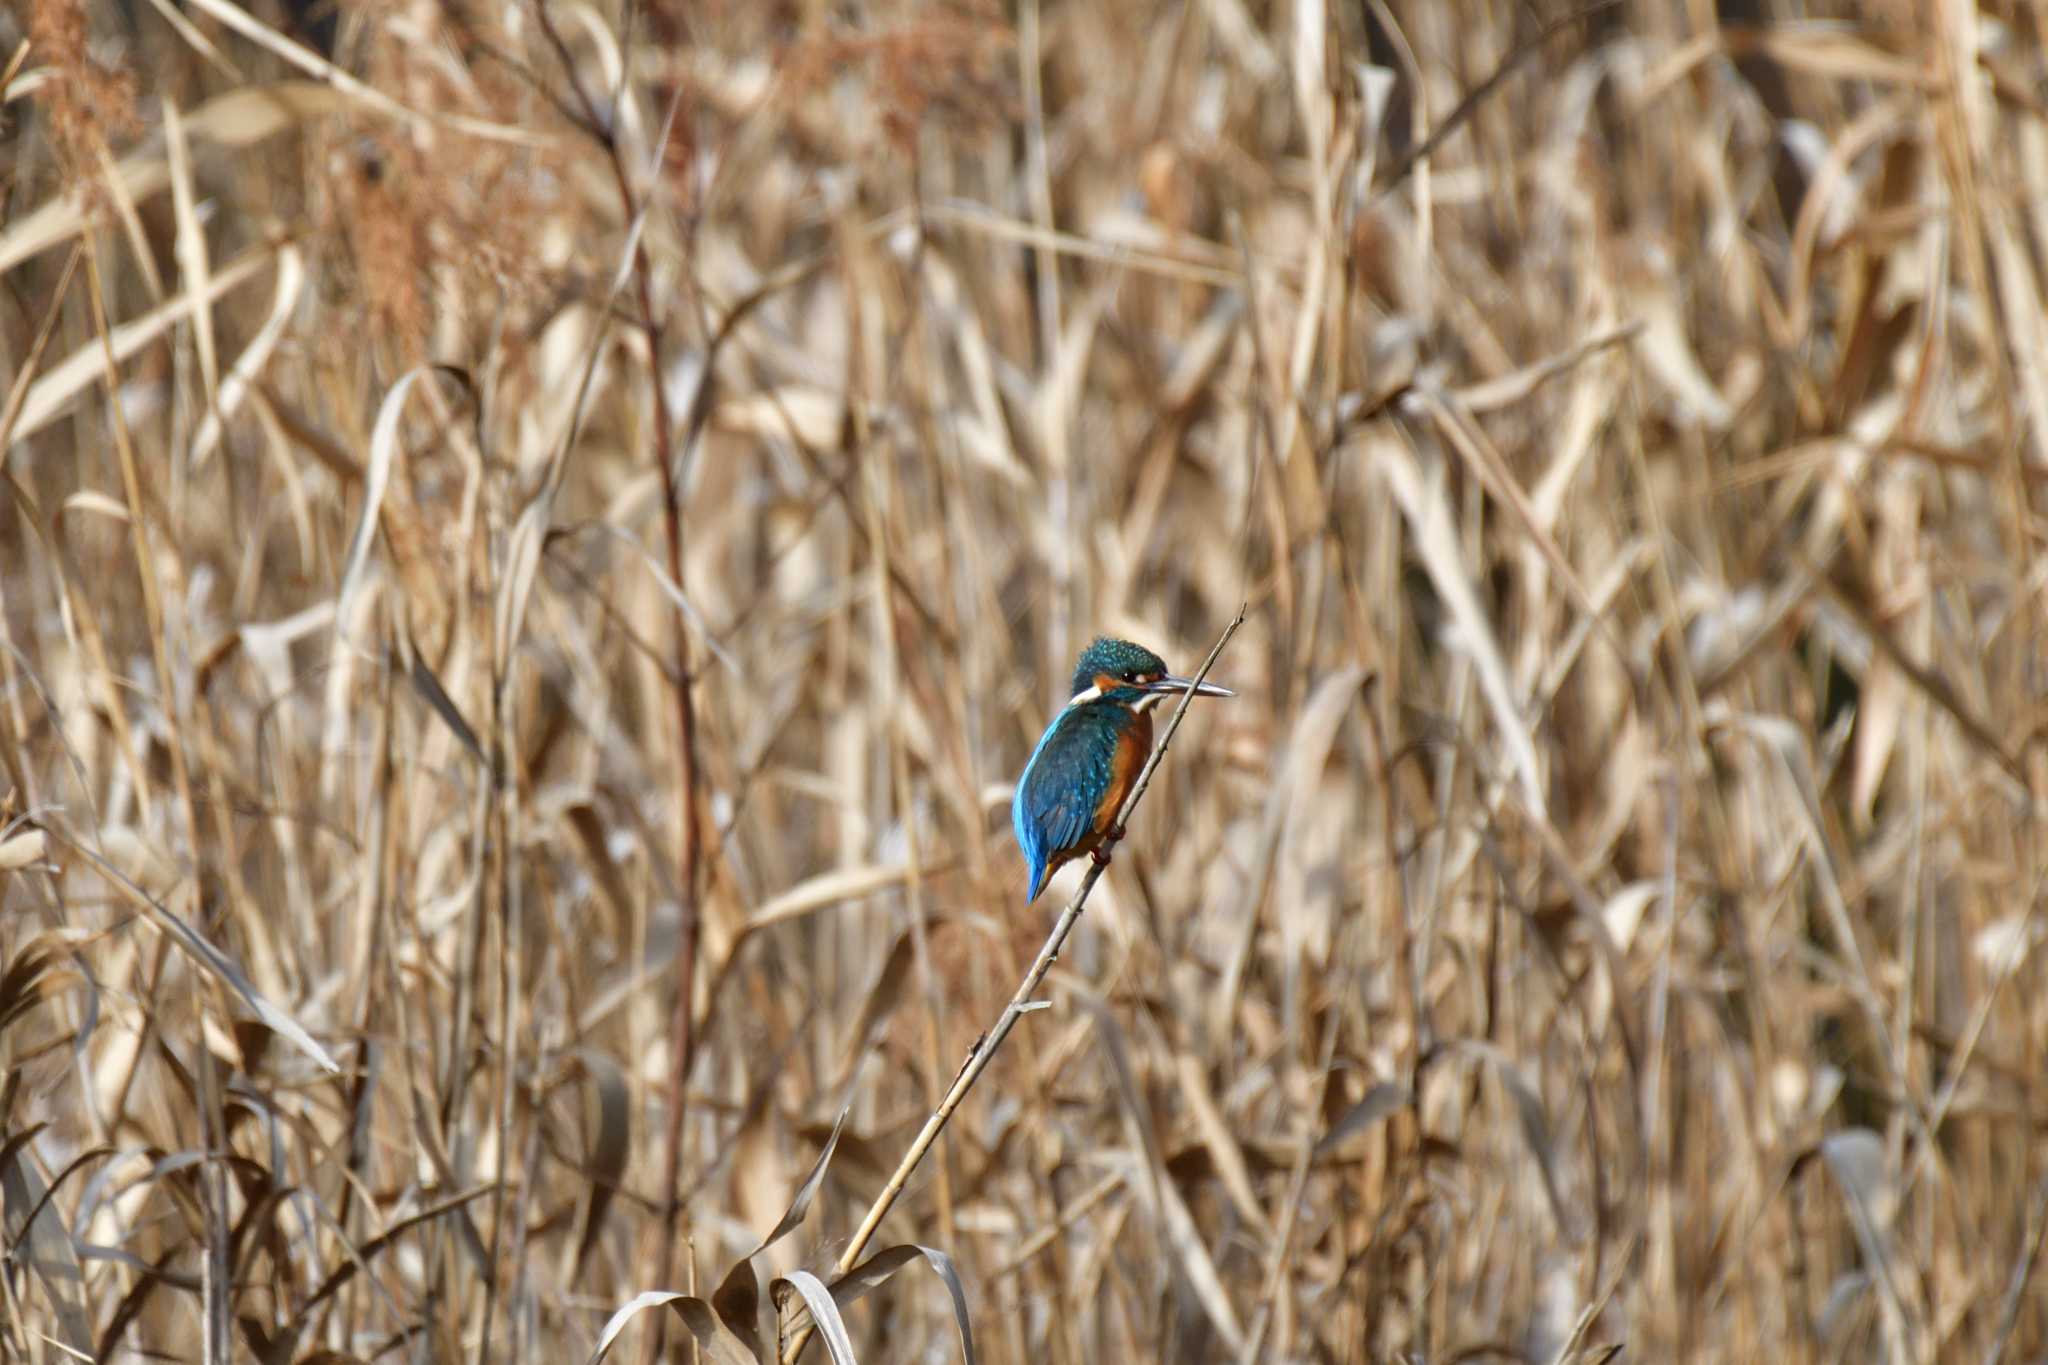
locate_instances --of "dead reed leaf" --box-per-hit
[0,1129,94,1355]
[1457,1041,1580,1245]
[161,99,217,420]
[11,246,273,444]
[337,366,439,643]
[827,931,915,1094]
[1215,664,1371,1039]
[1819,1127,1915,1356]
[1600,883,1661,954]
[61,838,339,1075]
[180,0,543,144]
[1172,1052,1274,1239]
[830,1243,978,1364]
[1314,1082,1411,1159]
[1453,323,1641,415]
[743,864,926,935]
[189,245,305,470]
[567,1048,632,1284]
[1629,286,1733,430]
[1376,434,1547,817]
[1107,1145,1247,1353]
[774,1270,861,1364]
[0,826,47,871]
[587,1291,756,1365]
[756,1099,854,1253]
[0,159,170,279]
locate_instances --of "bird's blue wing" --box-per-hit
[1012,708,1122,901]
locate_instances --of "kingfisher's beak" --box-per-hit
[1145,674,1235,699]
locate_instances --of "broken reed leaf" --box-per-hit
[828,930,915,1094]
[405,644,486,769]
[1313,1082,1412,1159]
[1376,436,1547,818]
[1172,1052,1274,1239]
[0,79,372,284]
[712,1254,767,1358]
[684,1091,859,1355]
[773,1270,860,1365]
[56,838,339,1075]
[336,366,432,644]
[585,1291,755,1365]
[0,940,58,1034]
[754,1098,854,1255]
[831,1244,978,1365]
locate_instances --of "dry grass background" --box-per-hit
[4,0,2048,1360]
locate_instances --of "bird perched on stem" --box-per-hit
[1012,637,1234,902]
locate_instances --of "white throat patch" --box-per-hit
[1064,684,1167,713]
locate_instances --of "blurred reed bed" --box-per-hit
[2,0,2046,1360]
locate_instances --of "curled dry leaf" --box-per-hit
[586,1291,756,1365]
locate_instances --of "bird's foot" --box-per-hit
[1090,844,1114,869]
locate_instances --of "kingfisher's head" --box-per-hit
[1068,637,1235,708]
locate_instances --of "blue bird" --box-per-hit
[1012,637,1235,903]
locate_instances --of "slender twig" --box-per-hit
[779,609,1247,1363]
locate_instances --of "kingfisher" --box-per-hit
[1012,637,1235,903]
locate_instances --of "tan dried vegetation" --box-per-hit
[2,0,2045,1360]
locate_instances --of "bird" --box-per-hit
[1011,637,1234,903]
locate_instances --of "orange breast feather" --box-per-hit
[1094,713,1155,834]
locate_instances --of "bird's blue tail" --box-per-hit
[1014,784,1046,903]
